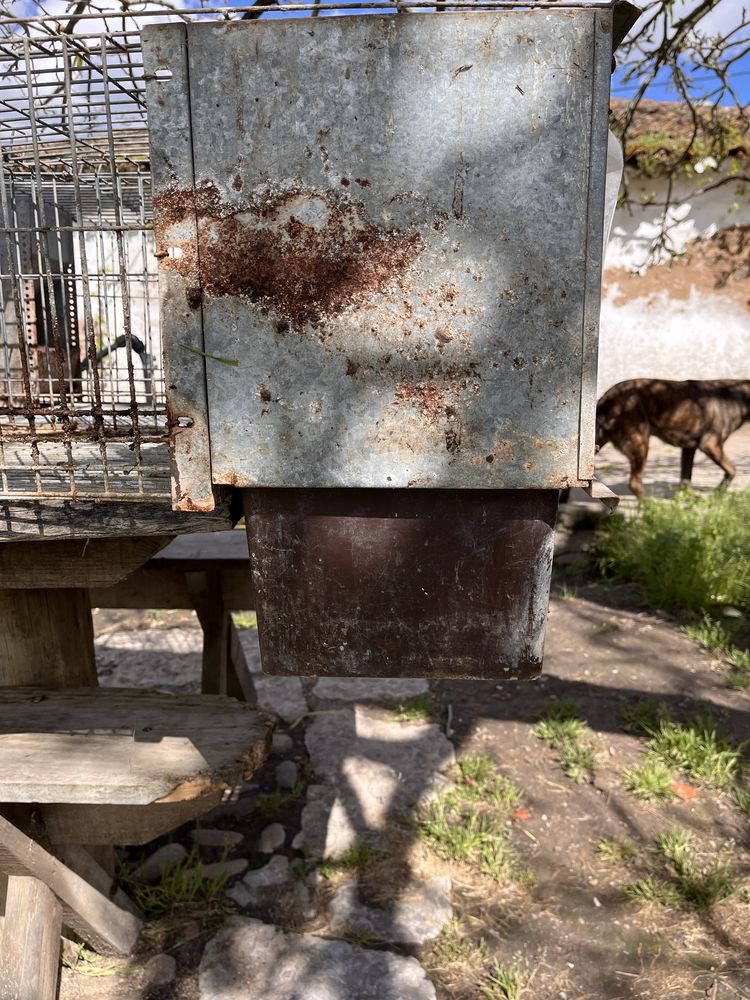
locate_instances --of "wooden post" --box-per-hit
[0,877,62,1000]
[0,588,96,688]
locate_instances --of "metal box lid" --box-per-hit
[144,9,613,504]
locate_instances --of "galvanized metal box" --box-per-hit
[144,8,613,500]
[144,8,615,678]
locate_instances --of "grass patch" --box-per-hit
[430,919,488,965]
[318,840,379,878]
[624,873,684,908]
[594,621,620,635]
[733,786,750,815]
[621,704,745,795]
[682,613,750,688]
[592,488,750,616]
[391,692,434,724]
[622,760,676,802]
[620,698,670,736]
[417,758,529,885]
[257,759,311,819]
[645,714,745,790]
[625,829,737,912]
[120,843,233,919]
[534,702,598,783]
[480,957,528,1000]
[455,755,523,809]
[232,610,257,630]
[597,837,637,863]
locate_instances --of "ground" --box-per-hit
[60,429,750,1000]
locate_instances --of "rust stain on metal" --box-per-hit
[153,181,425,331]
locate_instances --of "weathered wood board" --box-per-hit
[0,689,274,805]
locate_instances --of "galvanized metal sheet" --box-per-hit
[148,10,613,491]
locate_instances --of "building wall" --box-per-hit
[598,169,750,394]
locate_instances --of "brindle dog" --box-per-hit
[595,378,750,499]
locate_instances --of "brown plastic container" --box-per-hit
[243,488,558,680]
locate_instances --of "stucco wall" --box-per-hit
[597,169,750,394]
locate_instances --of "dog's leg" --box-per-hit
[699,436,736,488]
[680,447,696,487]
[618,429,649,499]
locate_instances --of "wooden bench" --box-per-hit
[91,529,257,701]
[0,686,274,999]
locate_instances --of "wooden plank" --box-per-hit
[0,496,237,542]
[0,877,62,1000]
[0,589,96,688]
[0,815,141,957]
[0,536,172,589]
[90,564,254,610]
[0,688,273,804]
[42,793,223,846]
[53,847,142,919]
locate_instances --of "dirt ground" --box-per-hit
[70,439,750,1000]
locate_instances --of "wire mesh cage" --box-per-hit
[0,10,167,502]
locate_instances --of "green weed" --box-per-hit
[592,488,750,615]
[318,840,379,878]
[480,957,527,1000]
[257,759,311,818]
[622,760,676,802]
[624,874,683,908]
[391,693,434,723]
[619,698,669,736]
[597,837,636,863]
[534,701,586,748]
[645,714,744,789]
[232,611,257,630]
[534,702,598,783]
[655,828,736,910]
[431,920,488,965]
[120,844,233,918]
[733,786,750,815]
[594,621,620,635]
[560,742,597,784]
[454,756,523,809]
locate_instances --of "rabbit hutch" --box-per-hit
[0,1,633,994]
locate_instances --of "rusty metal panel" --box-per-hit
[244,487,557,679]
[146,10,613,493]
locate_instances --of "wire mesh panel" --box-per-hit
[0,19,167,500]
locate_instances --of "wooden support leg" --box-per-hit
[0,876,62,1000]
[187,571,257,704]
[0,588,96,688]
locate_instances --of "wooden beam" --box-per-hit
[0,876,62,1000]
[0,496,237,542]
[0,588,96,687]
[90,564,254,610]
[53,847,142,920]
[0,537,173,589]
[0,814,141,957]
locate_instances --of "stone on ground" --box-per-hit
[258,822,286,853]
[199,918,436,1000]
[271,732,294,755]
[227,855,314,921]
[274,759,299,789]
[311,677,428,704]
[195,858,248,880]
[327,875,453,946]
[132,842,187,882]
[253,675,307,724]
[299,707,454,856]
[190,828,244,849]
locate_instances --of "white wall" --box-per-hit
[597,169,750,394]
